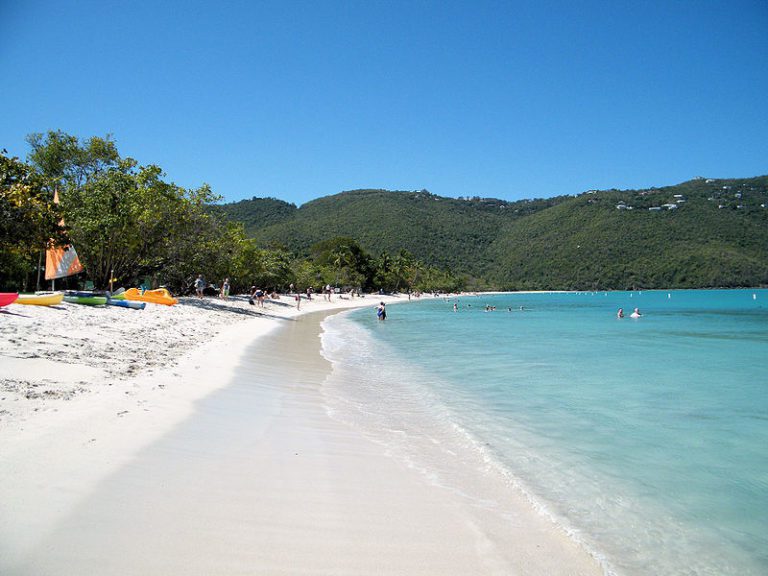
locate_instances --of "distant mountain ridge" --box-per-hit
[216,176,768,290]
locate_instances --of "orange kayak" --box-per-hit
[124,287,178,306]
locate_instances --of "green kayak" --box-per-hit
[64,294,108,306]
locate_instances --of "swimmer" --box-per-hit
[630,307,642,318]
[617,308,624,318]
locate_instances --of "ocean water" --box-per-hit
[320,290,768,576]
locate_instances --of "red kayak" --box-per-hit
[0,293,19,307]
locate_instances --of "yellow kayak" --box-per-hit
[124,287,178,306]
[15,293,65,306]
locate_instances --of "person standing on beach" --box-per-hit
[220,278,230,299]
[195,274,205,299]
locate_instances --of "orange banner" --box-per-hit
[45,244,84,280]
[45,190,84,280]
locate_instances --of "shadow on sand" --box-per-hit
[180,296,296,321]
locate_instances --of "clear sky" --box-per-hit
[1,0,766,205]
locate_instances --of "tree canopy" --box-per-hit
[2,132,461,294]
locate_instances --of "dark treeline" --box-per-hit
[1,131,464,295]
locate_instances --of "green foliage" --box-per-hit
[222,178,768,290]
[486,177,768,289]
[243,189,531,279]
[211,197,296,235]
[0,151,66,290]
[1,133,300,294]
[6,131,766,293]
[308,237,372,288]
[27,130,119,189]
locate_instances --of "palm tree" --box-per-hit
[331,247,351,287]
[392,249,414,292]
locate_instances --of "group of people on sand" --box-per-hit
[249,286,268,307]
[194,274,231,300]
[194,274,282,307]
[617,307,642,319]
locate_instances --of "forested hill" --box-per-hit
[217,189,565,280]
[217,176,768,290]
[211,196,297,230]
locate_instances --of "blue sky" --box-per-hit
[1,0,766,205]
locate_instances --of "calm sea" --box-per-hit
[320,290,768,576]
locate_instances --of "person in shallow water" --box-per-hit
[617,308,624,318]
[630,307,642,318]
[376,302,387,320]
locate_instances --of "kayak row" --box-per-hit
[0,288,178,309]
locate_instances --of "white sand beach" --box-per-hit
[0,292,603,575]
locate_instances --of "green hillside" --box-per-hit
[217,177,768,290]
[488,177,768,289]
[211,196,297,231]
[219,189,564,279]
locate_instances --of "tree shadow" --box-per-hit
[179,297,294,321]
[0,308,30,317]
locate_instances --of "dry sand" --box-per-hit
[0,292,604,575]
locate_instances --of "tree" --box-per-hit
[59,159,204,288]
[391,249,415,292]
[310,236,373,288]
[0,151,65,290]
[26,130,119,189]
[292,259,323,294]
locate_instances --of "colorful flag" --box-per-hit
[45,190,84,280]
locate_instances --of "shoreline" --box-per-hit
[319,309,607,575]
[1,292,602,574]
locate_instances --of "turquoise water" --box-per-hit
[320,290,768,576]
